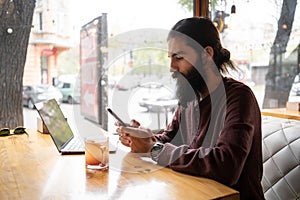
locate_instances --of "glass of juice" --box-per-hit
[85,135,109,170]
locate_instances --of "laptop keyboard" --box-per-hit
[66,137,84,151]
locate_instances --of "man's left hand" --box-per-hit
[117,126,156,153]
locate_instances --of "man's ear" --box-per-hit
[204,46,214,58]
[200,46,214,66]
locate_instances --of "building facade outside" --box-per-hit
[23,0,74,86]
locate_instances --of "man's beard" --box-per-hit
[172,66,208,106]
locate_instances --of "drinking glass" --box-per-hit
[85,135,109,170]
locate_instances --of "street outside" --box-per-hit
[23,76,178,140]
[23,100,175,139]
[23,82,300,138]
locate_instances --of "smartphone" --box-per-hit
[106,107,127,127]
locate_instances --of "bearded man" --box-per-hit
[116,17,265,200]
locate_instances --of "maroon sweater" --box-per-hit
[155,77,265,200]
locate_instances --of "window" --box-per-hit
[36,0,43,7]
[203,0,300,109]
[40,56,48,84]
[63,0,299,128]
[37,12,43,31]
[63,83,71,88]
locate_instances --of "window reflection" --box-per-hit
[24,0,300,125]
[209,0,300,109]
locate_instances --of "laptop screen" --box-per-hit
[35,99,74,151]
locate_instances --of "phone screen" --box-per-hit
[107,108,127,127]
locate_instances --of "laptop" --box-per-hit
[35,99,85,154]
[35,99,118,155]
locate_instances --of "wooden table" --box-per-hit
[0,129,239,200]
[261,108,300,120]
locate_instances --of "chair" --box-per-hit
[261,116,300,200]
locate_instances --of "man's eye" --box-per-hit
[175,55,184,60]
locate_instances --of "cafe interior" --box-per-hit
[1,0,299,199]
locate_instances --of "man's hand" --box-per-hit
[117,124,156,153]
[114,119,141,148]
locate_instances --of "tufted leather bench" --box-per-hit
[261,116,300,200]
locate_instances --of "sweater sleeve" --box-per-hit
[156,85,261,186]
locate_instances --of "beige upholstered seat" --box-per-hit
[261,116,300,200]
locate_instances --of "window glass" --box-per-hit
[38,12,43,31]
[68,0,192,128]
[212,0,300,109]
[70,0,299,111]
[58,0,300,129]
[63,83,71,88]
[71,0,192,37]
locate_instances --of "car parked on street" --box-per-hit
[22,84,63,109]
[56,81,80,104]
[288,74,300,102]
[290,73,300,96]
[288,73,300,102]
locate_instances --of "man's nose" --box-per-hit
[169,58,178,72]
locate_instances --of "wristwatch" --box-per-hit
[150,142,164,162]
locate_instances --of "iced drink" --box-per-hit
[85,135,109,170]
